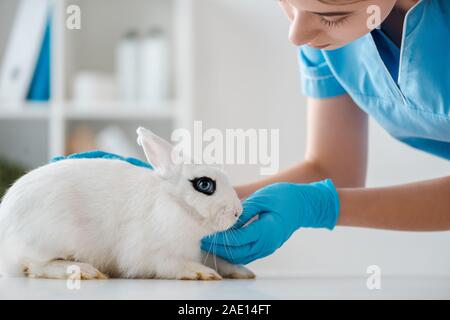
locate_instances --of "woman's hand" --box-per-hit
[201,179,340,265]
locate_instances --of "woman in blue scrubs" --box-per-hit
[203,0,450,265]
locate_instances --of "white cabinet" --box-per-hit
[0,0,193,169]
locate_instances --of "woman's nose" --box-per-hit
[289,11,317,46]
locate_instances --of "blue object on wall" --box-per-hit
[26,18,51,101]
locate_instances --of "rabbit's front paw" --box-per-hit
[201,253,256,279]
[24,260,108,280]
[177,263,222,281]
[221,264,255,279]
[76,263,109,280]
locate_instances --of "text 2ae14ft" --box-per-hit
[178,304,271,317]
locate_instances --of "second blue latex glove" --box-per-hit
[201,179,340,265]
[51,150,153,170]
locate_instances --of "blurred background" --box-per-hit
[0,0,449,278]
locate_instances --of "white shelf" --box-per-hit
[64,100,175,120]
[0,101,175,120]
[0,0,193,162]
[0,102,50,120]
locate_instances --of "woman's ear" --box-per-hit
[136,127,175,176]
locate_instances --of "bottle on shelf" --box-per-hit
[116,30,140,102]
[137,27,170,104]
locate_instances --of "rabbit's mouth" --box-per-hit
[208,207,240,233]
[199,208,235,233]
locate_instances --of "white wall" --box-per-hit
[0,0,18,61]
[192,0,450,276]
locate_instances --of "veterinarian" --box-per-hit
[202,0,450,265]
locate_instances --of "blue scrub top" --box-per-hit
[298,0,450,160]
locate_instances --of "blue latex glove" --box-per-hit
[201,179,340,265]
[51,150,153,170]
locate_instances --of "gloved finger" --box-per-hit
[202,219,263,246]
[69,150,113,159]
[202,231,272,265]
[232,200,263,229]
[227,215,279,265]
[239,250,272,265]
[201,241,258,265]
[125,156,153,169]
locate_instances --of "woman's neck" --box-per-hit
[395,0,420,13]
[381,0,419,47]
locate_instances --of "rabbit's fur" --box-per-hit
[0,127,254,280]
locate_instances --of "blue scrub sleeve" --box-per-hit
[298,46,347,98]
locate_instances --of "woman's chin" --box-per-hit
[320,43,345,51]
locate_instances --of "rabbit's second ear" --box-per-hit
[136,127,174,176]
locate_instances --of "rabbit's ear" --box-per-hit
[136,127,174,176]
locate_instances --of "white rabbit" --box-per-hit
[0,127,254,280]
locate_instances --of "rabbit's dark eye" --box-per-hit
[190,177,216,196]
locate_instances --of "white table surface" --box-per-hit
[0,275,449,300]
